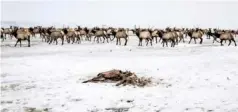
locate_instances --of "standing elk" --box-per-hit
[205,28,213,39]
[151,29,160,43]
[135,28,153,46]
[11,27,31,47]
[31,26,42,38]
[106,27,117,41]
[63,28,79,44]
[171,28,179,45]
[92,28,108,43]
[176,29,185,43]
[77,26,90,41]
[211,31,237,46]
[115,28,128,46]
[2,27,13,41]
[158,28,176,47]
[187,28,204,44]
[48,28,65,45]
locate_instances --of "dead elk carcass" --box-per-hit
[82,69,152,87]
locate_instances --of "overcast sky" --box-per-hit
[1,0,238,28]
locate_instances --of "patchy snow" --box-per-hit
[1,36,238,112]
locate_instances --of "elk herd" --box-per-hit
[1,26,237,47]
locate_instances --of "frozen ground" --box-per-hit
[1,36,238,112]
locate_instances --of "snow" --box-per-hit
[1,36,238,112]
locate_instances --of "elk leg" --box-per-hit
[41,36,44,42]
[159,37,162,42]
[94,36,97,42]
[146,39,149,46]
[124,38,128,46]
[232,38,237,46]
[107,36,109,43]
[138,38,142,46]
[72,37,75,44]
[1,34,4,42]
[97,37,100,43]
[200,38,203,44]
[4,34,6,40]
[155,37,158,43]
[79,37,81,44]
[19,39,22,47]
[87,35,90,41]
[96,36,98,43]
[119,38,121,45]
[220,39,224,46]
[99,37,102,42]
[28,36,31,47]
[67,37,70,43]
[188,38,192,44]
[47,37,50,43]
[88,35,91,41]
[44,36,46,42]
[194,38,196,44]
[176,37,178,45]
[87,35,91,41]
[171,39,175,47]
[166,40,168,47]
[162,39,165,47]
[179,37,182,42]
[102,37,105,43]
[111,36,116,41]
[116,38,118,45]
[15,39,19,47]
[150,39,153,46]
[183,36,185,43]
[80,36,82,43]
[228,40,231,46]
[141,39,143,46]
[55,38,58,45]
[49,38,53,44]
[75,37,78,43]
[66,37,69,44]
[61,37,64,45]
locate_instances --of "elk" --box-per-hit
[31,26,42,38]
[48,28,65,45]
[115,28,128,46]
[11,27,31,47]
[176,29,185,43]
[92,27,108,43]
[77,26,90,41]
[63,28,79,44]
[135,28,153,46]
[151,29,160,43]
[211,31,237,46]
[2,27,13,41]
[158,28,176,47]
[187,28,204,44]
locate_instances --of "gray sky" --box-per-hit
[1,0,238,28]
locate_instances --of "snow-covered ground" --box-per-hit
[1,36,238,112]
